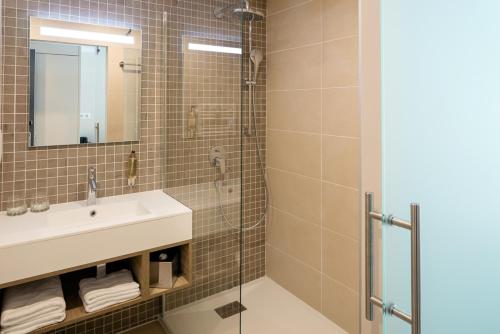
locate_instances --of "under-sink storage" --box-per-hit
[0,241,192,334]
[59,255,145,312]
[0,190,192,333]
[147,242,192,296]
[148,243,192,294]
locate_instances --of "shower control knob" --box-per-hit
[210,146,227,180]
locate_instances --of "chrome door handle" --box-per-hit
[365,192,421,334]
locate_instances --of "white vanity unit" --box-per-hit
[0,190,192,332]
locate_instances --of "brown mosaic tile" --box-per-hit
[1,0,165,332]
[43,298,161,334]
[162,0,267,310]
[1,0,267,332]
[1,0,165,211]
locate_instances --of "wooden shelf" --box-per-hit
[149,275,191,297]
[7,240,193,334]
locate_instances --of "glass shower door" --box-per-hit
[379,1,500,333]
[161,5,244,334]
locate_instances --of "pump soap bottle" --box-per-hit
[186,106,197,139]
[128,150,138,186]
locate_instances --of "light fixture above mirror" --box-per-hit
[39,26,136,45]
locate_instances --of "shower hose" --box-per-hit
[214,84,270,231]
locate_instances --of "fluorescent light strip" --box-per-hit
[40,26,135,45]
[188,43,242,55]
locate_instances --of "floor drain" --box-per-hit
[214,301,247,319]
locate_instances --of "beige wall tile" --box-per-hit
[268,44,322,91]
[267,129,321,178]
[267,245,322,311]
[322,0,358,40]
[267,0,311,15]
[322,229,359,291]
[267,0,361,329]
[322,275,359,334]
[323,87,360,137]
[322,136,360,189]
[268,207,322,269]
[268,167,321,224]
[267,0,321,52]
[323,37,358,87]
[267,89,322,133]
[322,182,359,240]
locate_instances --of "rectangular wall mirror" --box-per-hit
[29,17,142,147]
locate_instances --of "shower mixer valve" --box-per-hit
[209,146,226,181]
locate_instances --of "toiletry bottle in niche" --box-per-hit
[127,150,137,186]
[186,106,197,139]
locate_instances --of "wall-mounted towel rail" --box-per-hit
[119,61,142,73]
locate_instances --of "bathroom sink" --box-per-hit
[0,190,192,287]
[47,200,151,228]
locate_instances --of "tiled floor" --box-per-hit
[164,277,348,334]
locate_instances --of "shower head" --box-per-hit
[234,7,265,21]
[250,49,264,80]
[214,1,265,21]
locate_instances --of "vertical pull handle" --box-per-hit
[364,192,421,334]
[365,193,374,321]
[411,204,421,334]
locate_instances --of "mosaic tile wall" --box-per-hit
[1,0,167,332]
[0,0,166,210]
[162,0,267,309]
[44,299,161,334]
[1,0,266,332]
[0,1,3,205]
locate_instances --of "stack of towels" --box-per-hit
[79,269,140,313]
[0,277,66,334]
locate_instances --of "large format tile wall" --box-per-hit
[162,0,267,309]
[266,1,360,333]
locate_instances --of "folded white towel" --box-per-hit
[79,269,140,313]
[0,276,66,328]
[80,288,140,313]
[79,269,139,304]
[83,283,139,305]
[0,311,66,334]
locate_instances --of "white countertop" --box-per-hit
[0,190,191,249]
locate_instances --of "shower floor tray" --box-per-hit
[163,277,348,334]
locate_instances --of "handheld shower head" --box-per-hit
[250,49,264,81]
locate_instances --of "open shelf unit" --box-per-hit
[0,241,192,334]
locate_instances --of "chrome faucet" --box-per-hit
[87,167,97,206]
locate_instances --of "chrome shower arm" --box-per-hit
[214,1,249,18]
